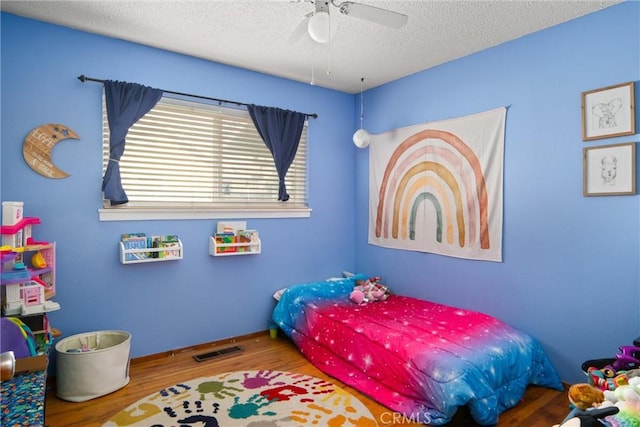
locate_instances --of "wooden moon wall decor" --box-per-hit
[23,123,80,179]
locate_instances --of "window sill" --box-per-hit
[98,207,312,221]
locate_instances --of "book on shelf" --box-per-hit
[121,233,148,261]
[214,232,237,253]
[150,235,181,258]
[158,235,181,258]
[237,230,259,252]
[121,233,181,260]
[216,222,246,235]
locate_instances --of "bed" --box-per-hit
[271,275,563,425]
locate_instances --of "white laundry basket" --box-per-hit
[55,330,131,402]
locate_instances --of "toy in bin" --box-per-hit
[66,336,92,353]
[556,342,640,427]
[583,345,640,391]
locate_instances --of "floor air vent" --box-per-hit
[193,345,243,362]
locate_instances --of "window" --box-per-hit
[100,96,310,221]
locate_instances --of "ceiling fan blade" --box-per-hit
[287,13,312,43]
[336,1,408,28]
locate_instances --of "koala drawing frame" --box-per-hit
[582,81,635,141]
[583,142,636,196]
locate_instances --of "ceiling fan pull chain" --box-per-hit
[310,42,316,85]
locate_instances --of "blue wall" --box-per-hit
[1,1,639,385]
[1,13,355,360]
[355,2,639,384]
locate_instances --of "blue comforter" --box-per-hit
[272,278,563,425]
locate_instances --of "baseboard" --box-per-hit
[129,330,268,366]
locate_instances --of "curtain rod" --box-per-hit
[77,75,318,119]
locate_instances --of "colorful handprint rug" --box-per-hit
[103,370,378,426]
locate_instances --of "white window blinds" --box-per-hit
[102,96,308,209]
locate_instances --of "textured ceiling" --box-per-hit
[1,0,621,93]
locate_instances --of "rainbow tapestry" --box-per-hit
[369,107,506,262]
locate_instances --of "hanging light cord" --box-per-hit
[352,77,371,148]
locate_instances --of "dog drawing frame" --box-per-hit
[582,81,635,141]
[583,142,636,196]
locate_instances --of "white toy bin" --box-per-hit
[55,330,131,402]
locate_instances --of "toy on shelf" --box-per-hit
[31,252,47,269]
[1,202,59,316]
[1,217,43,249]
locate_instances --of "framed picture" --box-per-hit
[583,142,636,196]
[581,81,635,141]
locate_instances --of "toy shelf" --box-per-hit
[209,236,261,256]
[119,239,183,264]
[1,202,60,377]
[1,267,52,286]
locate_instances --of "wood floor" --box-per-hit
[44,332,572,426]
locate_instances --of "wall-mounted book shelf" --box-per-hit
[119,238,183,264]
[209,221,260,257]
[209,236,261,256]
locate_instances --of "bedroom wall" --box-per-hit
[0,13,356,362]
[1,3,637,386]
[354,1,639,384]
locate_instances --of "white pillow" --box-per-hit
[272,287,287,301]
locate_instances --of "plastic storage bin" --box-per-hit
[55,330,131,402]
[581,358,615,385]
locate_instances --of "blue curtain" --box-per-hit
[102,80,163,205]
[248,105,306,201]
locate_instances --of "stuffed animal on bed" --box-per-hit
[350,277,390,305]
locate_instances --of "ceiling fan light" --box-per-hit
[308,11,336,43]
[353,128,371,148]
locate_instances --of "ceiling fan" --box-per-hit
[289,0,409,44]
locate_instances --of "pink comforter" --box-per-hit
[272,278,562,425]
